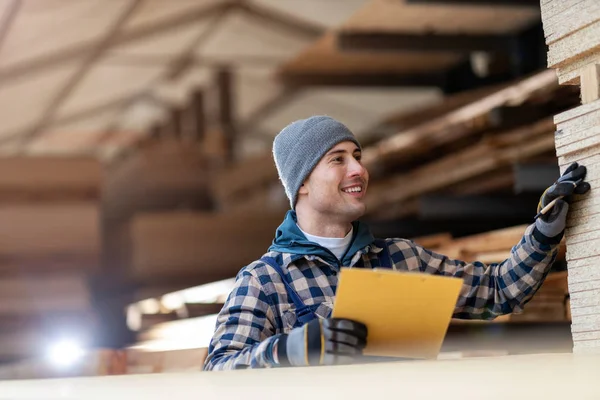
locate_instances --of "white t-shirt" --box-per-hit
[297,225,353,261]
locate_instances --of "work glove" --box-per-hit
[277,318,367,367]
[535,162,590,238]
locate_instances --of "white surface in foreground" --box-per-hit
[1,353,599,400]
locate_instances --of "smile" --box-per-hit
[342,185,363,194]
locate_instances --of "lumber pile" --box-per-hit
[541,1,600,353]
[130,211,284,291]
[413,225,569,323]
[541,0,600,87]
[0,157,102,362]
[211,70,564,216]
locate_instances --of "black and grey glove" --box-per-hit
[277,318,367,367]
[535,162,590,238]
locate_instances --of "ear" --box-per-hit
[298,181,309,195]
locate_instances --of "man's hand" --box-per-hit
[277,318,367,367]
[536,162,591,238]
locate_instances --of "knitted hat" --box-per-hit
[272,116,361,209]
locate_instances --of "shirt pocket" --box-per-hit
[281,300,334,332]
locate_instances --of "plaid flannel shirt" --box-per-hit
[204,223,559,371]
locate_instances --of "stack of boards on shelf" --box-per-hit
[541,0,600,353]
[412,226,569,324]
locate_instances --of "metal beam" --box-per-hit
[417,194,540,220]
[337,31,516,53]
[405,0,540,7]
[279,71,446,87]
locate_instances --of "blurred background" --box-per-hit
[0,0,578,378]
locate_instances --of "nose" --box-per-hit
[348,157,367,180]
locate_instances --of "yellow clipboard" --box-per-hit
[331,268,463,359]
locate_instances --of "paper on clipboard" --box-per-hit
[331,268,463,359]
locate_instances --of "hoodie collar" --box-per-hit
[268,210,376,267]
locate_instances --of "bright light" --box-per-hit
[46,339,85,368]
[161,293,185,311]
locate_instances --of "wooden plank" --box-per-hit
[361,70,558,167]
[554,95,600,124]
[0,203,99,262]
[439,225,528,254]
[581,63,600,104]
[0,273,90,314]
[0,157,101,202]
[280,70,447,87]
[280,33,461,75]
[557,52,600,85]
[541,0,600,44]
[0,311,95,334]
[409,232,453,249]
[211,154,277,205]
[131,211,285,282]
[337,31,515,53]
[547,19,600,69]
[103,140,212,219]
[366,118,555,212]
[406,0,540,6]
[217,183,288,214]
[127,348,208,373]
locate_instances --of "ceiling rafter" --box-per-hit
[236,0,324,39]
[102,53,291,68]
[11,0,145,150]
[0,0,21,53]
[0,0,327,152]
[97,0,325,148]
[0,1,229,84]
[96,3,235,146]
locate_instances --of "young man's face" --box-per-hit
[297,141,369,222]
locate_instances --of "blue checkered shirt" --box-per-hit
[204,223,559,371]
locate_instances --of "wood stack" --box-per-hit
[541,0,600,353]
[130,211,284,294]
[0,157,102,363]
[413,225,569,323]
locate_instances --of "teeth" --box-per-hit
[343,187,362,193]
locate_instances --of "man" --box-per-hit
[203,115,590,371]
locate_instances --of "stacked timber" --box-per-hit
[541,0,600,353]
[130,211,284,294]
[98,139,214,348]
[413,225,569,324]
[0,157,102,363]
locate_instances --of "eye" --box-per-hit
[331,156,343,163]
[354,154,362,161]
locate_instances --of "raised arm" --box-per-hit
[398,162,589,319]
[401,223,561,319]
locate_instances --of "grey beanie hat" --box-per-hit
[272,115,361,209]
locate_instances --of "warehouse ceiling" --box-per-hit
[0,0,541,160]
